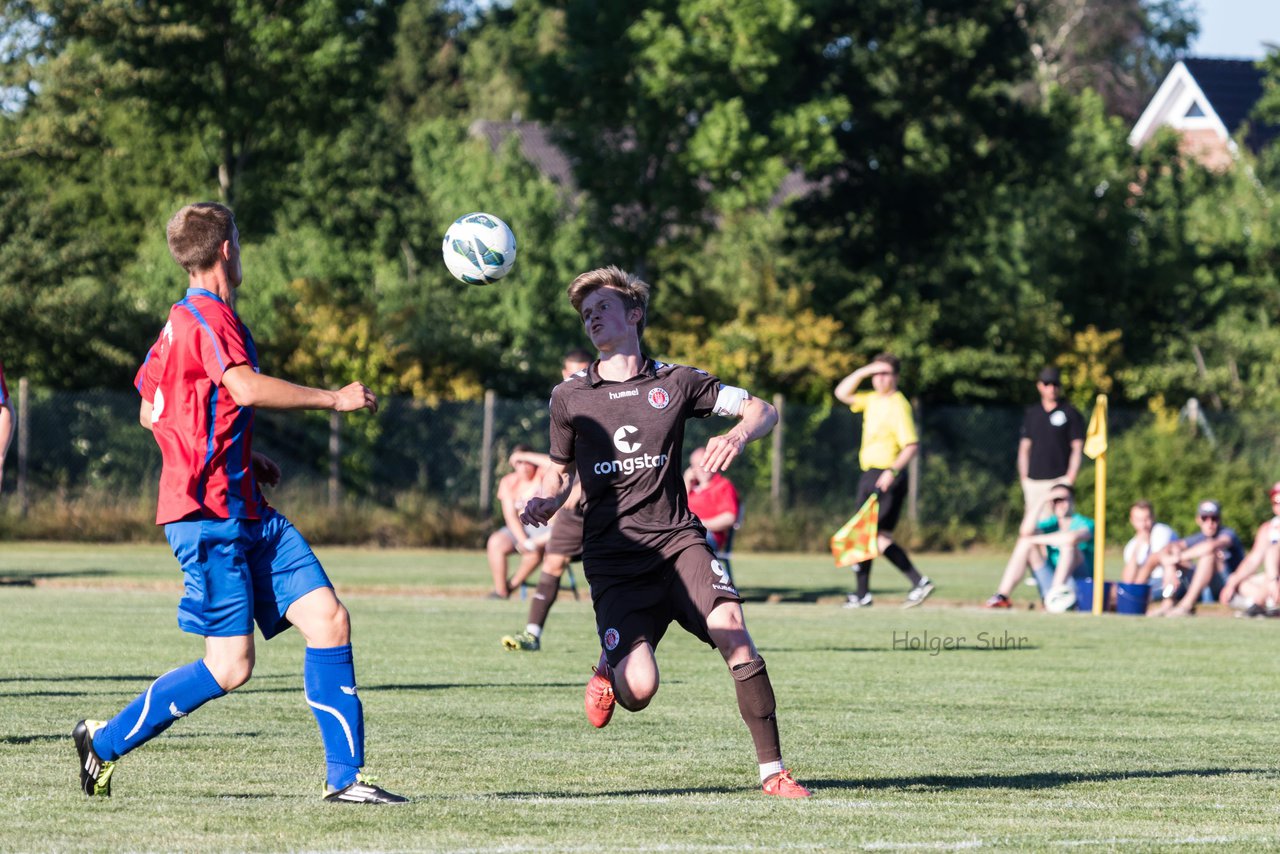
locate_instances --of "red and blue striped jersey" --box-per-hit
[134,288,268,524]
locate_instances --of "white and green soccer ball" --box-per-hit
[1044,583,1077,614]
[442,212,517,284]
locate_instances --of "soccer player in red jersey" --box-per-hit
[73,203,405,804]
[521,266,810,798]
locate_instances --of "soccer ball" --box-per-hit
[441,212,517,284]
[1044,583,1077,614]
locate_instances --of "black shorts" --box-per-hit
[588,544,741,669]
[854,468,908,533]
[547,505,584,559]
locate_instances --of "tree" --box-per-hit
[1,0,401,223]
[513,0,848,277]
[1014,0,1197,120]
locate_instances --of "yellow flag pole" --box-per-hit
[1090,393,1109,615]
[1093,445,1106,614]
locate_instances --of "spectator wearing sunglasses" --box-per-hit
[1135,500,1244,617]
[985,483,1094,610]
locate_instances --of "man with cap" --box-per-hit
[1134,499,1244,616]
[1016,366,1085,535]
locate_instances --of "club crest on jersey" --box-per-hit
[603,627,621,650]
[648,387,670,409]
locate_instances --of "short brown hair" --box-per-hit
[1131,500,1154,515]
[874,353,901,374]
[566,266,650,337]
[167,203,235,274]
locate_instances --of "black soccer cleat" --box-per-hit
[73,719,115,796]
[323,774,408,804]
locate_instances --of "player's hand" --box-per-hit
[875,469,896,492]
[334,382,378,414]
[252,452,281,487]
[701,430,747,474]
[520,497,557,527]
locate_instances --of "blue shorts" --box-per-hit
[165,508,331,640]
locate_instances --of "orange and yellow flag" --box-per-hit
[831,494,880,567]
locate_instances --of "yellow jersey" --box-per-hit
[849,390,918,471]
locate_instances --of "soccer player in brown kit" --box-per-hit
[521,266,810,798]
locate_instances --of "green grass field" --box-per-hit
[4,543,1280,852]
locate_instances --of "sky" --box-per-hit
[1191,0,1280,58]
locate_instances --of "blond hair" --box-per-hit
[566,266,650,337]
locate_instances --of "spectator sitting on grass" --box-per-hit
[1119,500,1178,594]
[1220,483,1280,617]
[985,483,1093,611]
[1134,500,1244,617]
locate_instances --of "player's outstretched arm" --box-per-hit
[701,395,777,474]
[520,461,573,527]
[222,366,377,413]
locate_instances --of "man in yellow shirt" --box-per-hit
[834,354,934,608]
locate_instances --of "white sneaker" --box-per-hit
[844,593,873,609]
[903,577,935,608]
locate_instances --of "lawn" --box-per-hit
[3,543,1279,851]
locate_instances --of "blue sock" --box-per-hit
[304,645,364,789]
[93,660,226,761]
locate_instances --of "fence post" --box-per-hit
[771,393,784,513]
[908,396,920,526]
[479,390,496,512]
[16,377,28,518]
[328,411,341,511]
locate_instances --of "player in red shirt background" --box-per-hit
[73,203,404,804]
[0,359,12,495]
[684,445,740,554]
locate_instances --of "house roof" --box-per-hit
[469,120,578,193]
[1129,58,1278,153]
[470,119,822,211]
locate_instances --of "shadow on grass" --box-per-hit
[815,767,1272,792]
[498,767,1272,800]
[0,568,116,586]
[0,674,160,684]
[737,586,848,603]
[2,731,262,745]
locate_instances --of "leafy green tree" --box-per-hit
[513,0,848,276]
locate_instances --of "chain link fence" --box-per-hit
[4,379,1273,548]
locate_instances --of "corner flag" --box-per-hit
[831,494,880,567]
[1084,394,1108,460]
[1084,393,1108,614]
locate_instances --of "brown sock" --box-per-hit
[731,657,781,764]
[526,571,561,629]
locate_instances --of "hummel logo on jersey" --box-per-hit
[613,425,641,453]
[340,685,358,696]
[169,702,187,719]
[608,388,639,400]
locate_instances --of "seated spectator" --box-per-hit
[684,446,740,558]
[485,445,551,599]
[1119,500,1178,593]
[985,483,1094,610]
[1135,499,1244,617]
[1220,482,1280,616]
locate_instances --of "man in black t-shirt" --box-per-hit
[1017,367,1085,535]
[521,265,810,799]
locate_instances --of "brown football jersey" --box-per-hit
[549,358,730,575]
